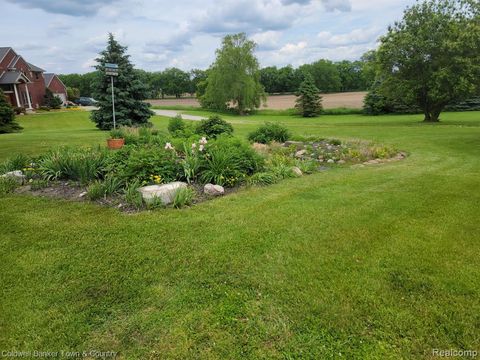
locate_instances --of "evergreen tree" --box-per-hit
[0,89,22,134]
[43,88,63,109]
[91,33,153,130]
[295,74,323,117]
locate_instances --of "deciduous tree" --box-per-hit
[201,33,266,114]
[377,0,480,122]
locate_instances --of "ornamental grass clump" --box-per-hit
[38,146,109,185]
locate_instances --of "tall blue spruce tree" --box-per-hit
[91,33,153,130]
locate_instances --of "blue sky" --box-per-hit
[1,0,415,74]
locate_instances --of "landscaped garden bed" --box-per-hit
[0,116,405,211]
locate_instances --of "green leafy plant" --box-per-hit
[0,89,22,134]
[109,128,125,139]
[247,122,291,144]
[1,153,30,173]
[38,147,108,185]
[87,181,105,200]
[195,115,233,139]
[295,159,318,174]
[246,172,280,186]
[0,176,18,195]
[168,115,186,135]
[124,180,143,209]
[172,187,196,208]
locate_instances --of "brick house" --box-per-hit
[0,47,68,110]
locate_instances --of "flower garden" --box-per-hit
[0,115,404,211]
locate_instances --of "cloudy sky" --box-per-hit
[1,0,415,74]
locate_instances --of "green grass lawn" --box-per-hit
[1,110,479,358]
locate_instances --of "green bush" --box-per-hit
[195,115,233,139]
[0,89,22,134]
[37,147,108,184]
[200,147,243,186]
[168,116,185,135]
[107,145,181,184]
[0,176,18,195]
[173,187,196,208]
[247,122,291,144]
[214,136,264,174]
[43,88,63,109]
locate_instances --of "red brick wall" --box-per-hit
[0,49,16,70]
[13,57,46,108]
[48,76,67,95]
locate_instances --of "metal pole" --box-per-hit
[111,75,116,129]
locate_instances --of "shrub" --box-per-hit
[43,88,63,109]
[0,176,18,195]
[168,115,185,135]
[247,122,291,144]
[173,187,196,208]
[107,146,181,184]
[0,89,22,134]
[37,147,108,184]
[200,147,243,186]
[210,136,264,175]
[195,115,233,139]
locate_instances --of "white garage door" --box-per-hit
[54,93,67,105]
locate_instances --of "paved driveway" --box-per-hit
[81,106,205,121]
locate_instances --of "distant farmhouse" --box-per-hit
[0,47,67,110]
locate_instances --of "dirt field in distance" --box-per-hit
[147,91,367,110]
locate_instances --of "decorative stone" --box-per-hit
[1,170,25,185]
[327,159,335,164]
[337,160,346,164]
[79,191,88,198]
[204,184,225,196]
[295,150,307,158]
[138,182,187,205]
[291,166,303,177]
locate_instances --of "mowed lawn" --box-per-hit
[0,110,479,359]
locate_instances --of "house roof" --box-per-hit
[44,73,66,90]
[0,47,13,64]
[27,62,45,72]
[43,73,55,87]
[0,70,31,84]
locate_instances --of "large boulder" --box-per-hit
[138,182,187,205]
[204,184,225,196]
[1,170,25,185]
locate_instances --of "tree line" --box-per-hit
[59,55,376,99]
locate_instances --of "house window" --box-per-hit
[35,73,39,80]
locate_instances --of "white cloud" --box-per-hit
[250,31,282,50]
[279,41,307,55]
[317,27,381,47]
